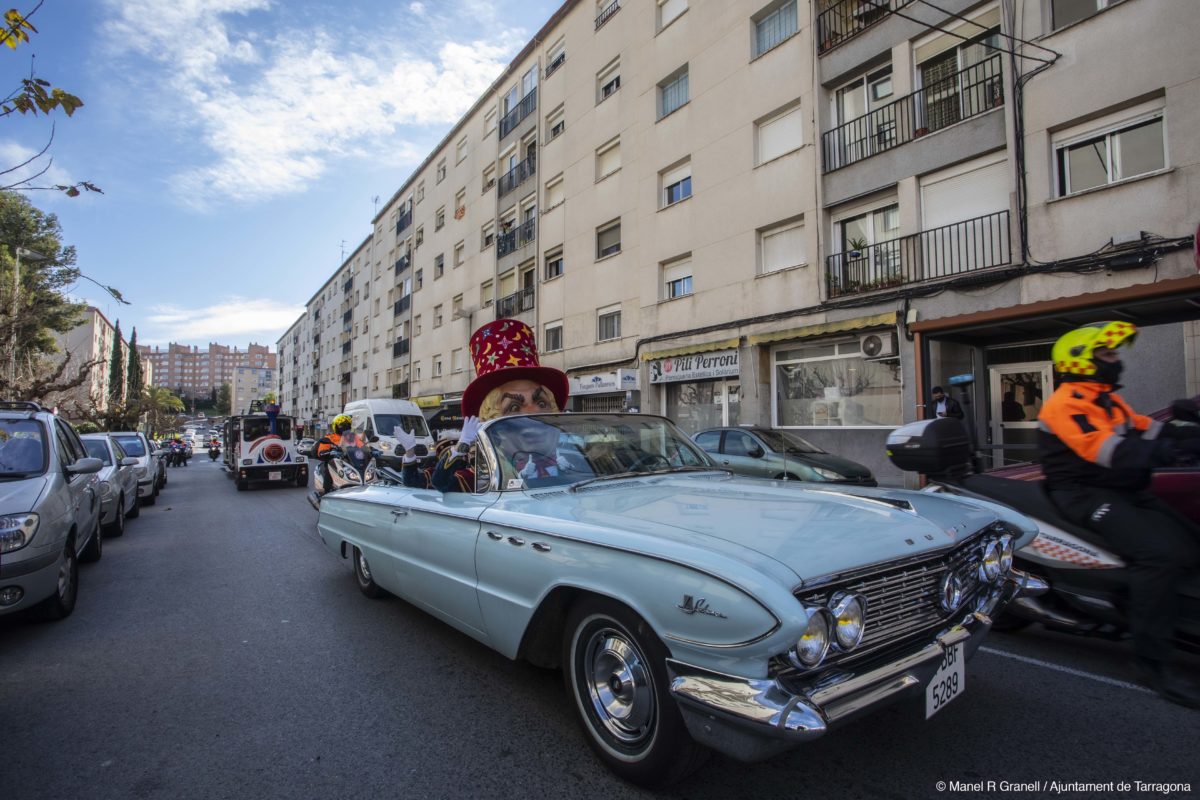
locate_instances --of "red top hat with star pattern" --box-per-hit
[462,318,569,417]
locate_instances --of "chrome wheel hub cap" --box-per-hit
[584,629,653,743]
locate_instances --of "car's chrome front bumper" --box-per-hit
[667,568,1031,763]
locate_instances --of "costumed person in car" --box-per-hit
[394,318,569,492]
[1038,321,1200,709]
[314,414,363,496]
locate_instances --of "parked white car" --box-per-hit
[80,433,141,538]
[109,432,160,506]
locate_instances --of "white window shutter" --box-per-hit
[763,224,805,272]
[759,106,804,163]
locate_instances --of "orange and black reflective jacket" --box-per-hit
[315,432,356,460]
[1038,380,1168,491]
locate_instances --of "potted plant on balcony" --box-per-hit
[847,236,870,259]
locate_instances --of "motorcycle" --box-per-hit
[208,445,220,461]
[306,436,403,511]
[887,415,1200,652]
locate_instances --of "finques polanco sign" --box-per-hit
[648,349,739,384]
[570,369,639,396]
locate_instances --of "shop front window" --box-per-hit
[666,380,740,434]
[774,340,900,427]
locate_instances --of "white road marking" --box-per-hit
[980,646,1154,694]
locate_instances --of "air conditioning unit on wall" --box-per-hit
[859,331,898,360]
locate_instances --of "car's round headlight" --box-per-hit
[999,535,1014,572]
[811,467,844,481]
[980,539,1002,582]
[97,480,112,499]
[792,607,832,668]
[829,592,867,651]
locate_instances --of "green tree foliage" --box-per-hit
[0,190,88,398]
[108,319,123,404]
[217,382,231,416]
[141,385,184,437]
[126,327,142,395]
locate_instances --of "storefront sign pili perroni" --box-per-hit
[648,349,739,384]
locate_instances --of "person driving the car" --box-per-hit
[395,318,569,492]
[1038,321,1200,709]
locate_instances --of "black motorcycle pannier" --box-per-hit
[886,418,971,475]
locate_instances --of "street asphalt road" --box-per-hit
[2,459,1199,800]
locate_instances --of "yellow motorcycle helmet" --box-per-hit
[1051,321,1138,376]
[331,414,353,433]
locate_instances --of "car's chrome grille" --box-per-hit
[795,528,990,664]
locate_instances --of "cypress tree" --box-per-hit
[126,327,143,396]
[108,319,124,404]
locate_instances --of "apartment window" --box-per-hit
[759,218,807,274]
[452,294,463,318]
[1052,0,1114,29]
[454,189,466,220]
[547,104,565,140]
[1056,114,1165,197]
[436,158,446,183]
[597,59,621,103]
[597,305,622,341]
[756,101,804,164]
[662,254,693,299]
[433,356,443,377]
[456,136,468,164]
[452,348,464,373]
[415,269,424,290]
[415,226,424,247]
[416,181,425,203]
[544,321,563,352]
[596,137,621,180]
[545,246,564,279]
[660,159,692,207]
[435,206,446,230]
[596,219,622,259]
[483,164,496,192]
[658,0,687,29]
[482,221,495,249]
[775,339,900,427]
[415,314,422,335]
[435,253,445,278]
[433,305,444,328]
[484,107,497,134]
[752,0,797,57]
[545,174,565,210]
[502,83,519,115]
[454,241,465,266]
[658,66,689,119]
[521,64,538,98]
[546,38,566,77]
[481,279,494,307]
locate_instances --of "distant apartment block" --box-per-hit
[139,342,275,400]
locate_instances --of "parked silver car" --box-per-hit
[80,433,141,538]
[0,402,103,620]
[109,431,160,505]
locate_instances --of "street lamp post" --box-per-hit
[9,246,47,387]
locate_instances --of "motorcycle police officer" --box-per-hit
[1039,321,1200,709]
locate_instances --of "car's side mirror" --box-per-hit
[121,457,140,467]
[68,457,104,475]
[747,446,765,458]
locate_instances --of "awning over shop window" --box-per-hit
[411,394,443,408]
[745,312,897,346]
[641,337,740,362]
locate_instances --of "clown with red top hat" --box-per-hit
[396,318,568,492]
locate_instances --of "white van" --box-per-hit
[343,398,433,456]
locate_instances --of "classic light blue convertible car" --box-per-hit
[316,413,1039,787]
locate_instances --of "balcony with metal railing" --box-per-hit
[817,0,913,54]
[595,0,619,30]
[495,286,535,319]
[342,276,354,294]
[341,341,352,354]
[393,295,412,316]
[342,309,352,323]
[497,218,536,259]
[392,338,410,358]
[391,381,409,399]
[499,90,537,139]
[498,152,536,198]
[396,207,412,235]
[545,51,565,78]
[822,56,1002,173]
[825,210,1010,298]
[341,371,352,384]
[394,253,411,274]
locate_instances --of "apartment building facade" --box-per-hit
[47,307,151,416]
[140,342,275,401]
[277,0,1199,481]
[231,366,277,415]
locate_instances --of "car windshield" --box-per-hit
[82,439,113,465]
[0,420,48,475]
[376,413,429,438]
[112,435,147,457]
[753,429,824,454]
[483,413,714,490]
[242,418,292,441]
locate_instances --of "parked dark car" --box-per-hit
[693,426,876,485]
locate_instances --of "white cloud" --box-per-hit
[0,139,81,196]
[101,0,526,208]
[140,297,303,346]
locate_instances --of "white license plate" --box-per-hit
[269,471,282,481]
[925,642,965,719]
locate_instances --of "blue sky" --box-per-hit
[3,0,560,347]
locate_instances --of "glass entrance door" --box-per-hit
[988,362,1053,468]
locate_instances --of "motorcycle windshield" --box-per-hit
[344,447,370,472]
